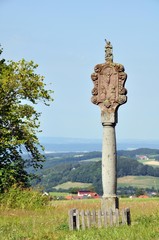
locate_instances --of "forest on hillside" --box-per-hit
[31,148,159,194]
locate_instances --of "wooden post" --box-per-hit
[92,210,96,226]
[81,210,85,230]
[76,209,80,230]
[103,210,108,227]
[126,208,131,226]
[121,209,126,225]
[115,208,119,226]
[69,208,78,230]
[86,210,91,228]
[109,209,113,226]
[98,209,102,228]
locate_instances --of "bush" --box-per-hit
[0,187,50,209]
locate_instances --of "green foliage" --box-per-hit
[117,156,159,177]
[0,187,49,209]
[0,47,53,193]
[135,188,146,197]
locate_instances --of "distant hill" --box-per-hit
[31,149,159,194]
[38,137,159,152]
[118,148,159,158]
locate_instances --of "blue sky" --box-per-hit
[1,0,159,141]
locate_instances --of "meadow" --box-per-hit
[1,191,159,240]
[54,181,92,191]
[117,175,159,189]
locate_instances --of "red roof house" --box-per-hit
[77,190,99,199]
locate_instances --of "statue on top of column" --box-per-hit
[105,39,113,63]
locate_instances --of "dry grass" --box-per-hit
[144,160,159,166]
[54,181,92,190]
[118,175,159,188]
[1,198,159,239]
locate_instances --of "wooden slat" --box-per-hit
[68,208,77,230]
[98,209,102,228]
[109,209,113,226]
[91,210,96,226]
[68,209,73,230]
[80,210,85,230]
[86,210,91,228]
[115,208,119,226]
[76,209,80,230]
[126,208,131,226]
[103,210,108,227]
[122,209,127,225]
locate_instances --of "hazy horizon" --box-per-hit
[38,136,159,152]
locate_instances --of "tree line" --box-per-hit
[32,154,159,195]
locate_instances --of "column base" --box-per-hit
[101,196,119,212]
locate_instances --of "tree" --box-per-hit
[135,188,145,197]
[0,47,53,192]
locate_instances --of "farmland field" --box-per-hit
[137,158,159,167]
[1,197,159,239]
[117,175,159,189]
[54,181,92,190]
[143,160,159,166]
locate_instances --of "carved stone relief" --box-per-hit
[91,41,127,113]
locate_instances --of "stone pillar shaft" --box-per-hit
[102,122,117,197]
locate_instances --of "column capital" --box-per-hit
[101,111,118,126]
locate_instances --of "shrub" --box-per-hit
[0,187,50,209]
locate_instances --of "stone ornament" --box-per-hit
[91,40,127,113]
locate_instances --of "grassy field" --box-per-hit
[54,181,93,190]
[137,158,159,167]
[80,158,101,162]
[49,192,70,197]
[1,197,159,239]
[117,175,159,189]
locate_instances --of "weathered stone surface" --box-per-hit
[91,41,127,115]
[102,123,117,196]
[91,40,127,212]
[101,196,119,212]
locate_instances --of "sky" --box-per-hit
[1,0,159,141]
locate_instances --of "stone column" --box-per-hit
[101,112,118,211]
[91,40,127,212]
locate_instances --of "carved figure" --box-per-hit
[105,39,113,62]
[91,40,127,113]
